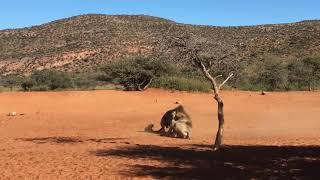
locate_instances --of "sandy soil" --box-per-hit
[0,89,319,179]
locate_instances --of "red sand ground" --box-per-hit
[0,89,319,179]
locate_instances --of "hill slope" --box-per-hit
[0,14,320,75]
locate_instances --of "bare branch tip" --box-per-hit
[214,74,223,80]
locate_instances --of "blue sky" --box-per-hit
[0,0,319,30]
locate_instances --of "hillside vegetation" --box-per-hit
[0,14,319,91]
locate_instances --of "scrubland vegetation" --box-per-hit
[0,15,319,92]
[0,55,319,92]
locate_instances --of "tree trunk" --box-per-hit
[213,94,224,151]
[308,83,312,91]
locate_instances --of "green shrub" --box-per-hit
[236,56,289,91]
[21,78,35,91]
[1,55,318,92]
[30,70,73,90]
[255,61,288,91]
[152,76,211,92]
[288,57,320,90]
[72,74,97,90]
[1,74,24,91]
[101,56,176,91]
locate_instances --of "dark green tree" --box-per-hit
[2,74,23,91]
[31,70,73,90]
[21,78,35,91]
[101,56,175,91]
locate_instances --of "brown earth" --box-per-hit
[0,89,319,179]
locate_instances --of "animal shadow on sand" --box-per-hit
[91,144,320,179]
[18,137,129,144]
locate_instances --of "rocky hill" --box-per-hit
[0,14,320,75]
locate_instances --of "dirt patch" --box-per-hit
[0,89,319,179]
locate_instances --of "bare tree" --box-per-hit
[172,35,235,151]
[195,59,234,151]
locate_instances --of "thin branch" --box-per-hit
[218,72,234,90]
[198,59,234,93]
[142,78,153,90]
[197,60,219,94]
[137,77,153,91]
[213,74,223,80]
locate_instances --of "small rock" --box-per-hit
[260,91,266,95]
[7,112,17,116]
